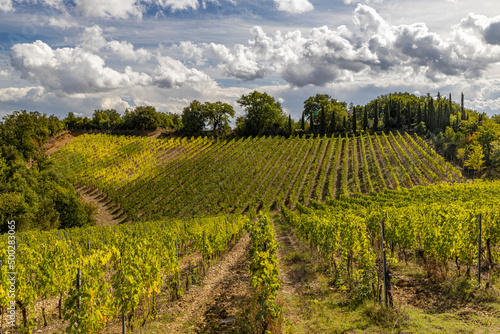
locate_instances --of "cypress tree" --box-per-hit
[406,101,411,127]
[428,97,435,131]
[424,102,428,125]
[330,110,336,133]
[343,116,347,132]
[449,93,453,115]
[310,109,314,133]
[288,114,292,134]
[363,105,368,131]
[319,106,326,135]
[396,100,402,128]
[384,103,390,129]
[437,101,443,131]
[353,106,357,134]
[417,102,422,124]
[389,95,394,118]
[461,92,465,120]
[444,103,450,129]
[301,113,305,131]
[373,100,379,131]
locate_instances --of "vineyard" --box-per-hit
[0,214,248,332]
[50,131,463,221]
[282,180,500,290]
[4,131,500,333]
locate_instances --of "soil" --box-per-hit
[45,132,76,156]
[159,233,252,333]
[76,185,127,226]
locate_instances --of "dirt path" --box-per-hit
[76,185,127,226]
[273,216,321,330]
[162,233,252,333]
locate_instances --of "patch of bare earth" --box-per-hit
[45,132,76,156]
[76,185,127,226]
[159,233,252,333]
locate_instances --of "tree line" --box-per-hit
[0,111,95,232]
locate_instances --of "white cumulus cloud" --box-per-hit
[153,56,215,89]
[10,40,150,95]
[74,0,143,19]
[273,0,313,14]
[191,5,500,87]
[0,86,44,101]
[0,0,13,12]
[78,25,152,62]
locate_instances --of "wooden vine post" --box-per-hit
[380,219,392,307]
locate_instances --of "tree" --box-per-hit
[490,141,500,172]
[64,112,77,130]
[464,144,485,177]
[373,100,379,131]
[237,91,286,136]
[181,100,206,135]
[406,101,411,127]
[363,106,368,131]
[461,92,466,120]
[92,109,122,130]
[203,101,235,134]
[477,126,499,163]
[124,106,159,130]
[330,109,336,133]
[318,106,325,135]
[352,106,357,134]
[444,102,450,130]
[417,103,422,125]
[383,102,390,128]
[428,97,435,131]
[396,100,402,128]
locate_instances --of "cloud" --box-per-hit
[485,22,500,45]
[0,86,44,101]
[78,25,107,52]
[100,96,132,110]
[0,0,13,12]
[175,41,205,66]
[78,25,152,62]
[273,0,313,14]
[192,5,500,87]
[10,40,151,95]
[74,0,143,19]
[2,0,233,18]
[48,16,80,29]
[344,0,382,4]
[153,56,215,89]
[458,13,500,46]
[153,0,199,12]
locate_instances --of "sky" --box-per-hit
[1,0,500,121]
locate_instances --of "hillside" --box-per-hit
[50,131,463,222]
[2,131,500,334]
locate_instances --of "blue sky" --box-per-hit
[1,0,500,121]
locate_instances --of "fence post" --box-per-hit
[380,219,389,307]
[478,213,482,286]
